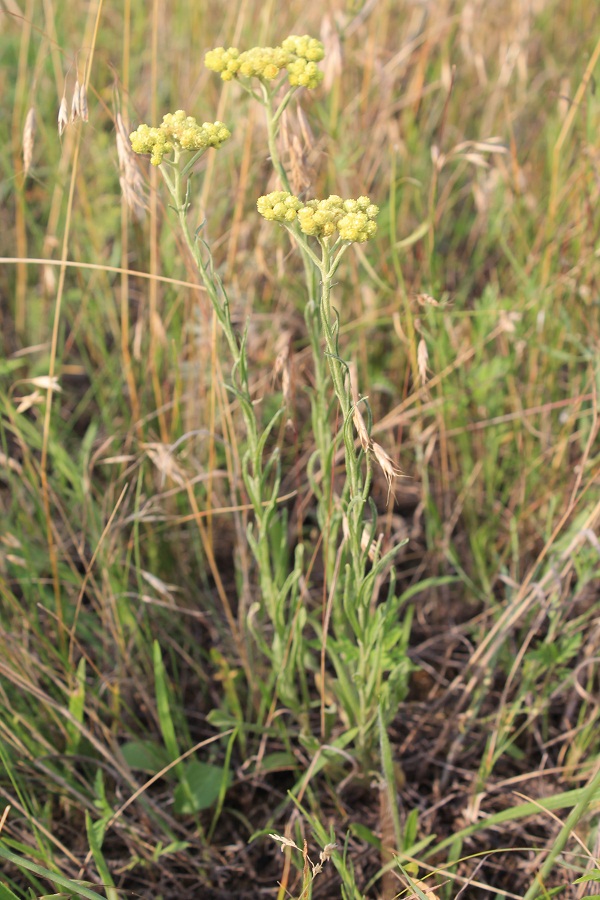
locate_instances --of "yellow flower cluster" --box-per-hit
[129,110,231,166]
[256,191,303,222]
[257,192,379,243]
[205,35,324,89]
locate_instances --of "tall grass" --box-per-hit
[1,1,599,897]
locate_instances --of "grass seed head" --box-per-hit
[320,15,343,91]
[71,80,81,122]
[57,97,68,136]
[79,81,88,122]
[279,108,316,195]
[417,337,429,386]
[22,107,36,177]
[116,113,147,221]
[372,441,403,505]
[352,403,372,453]
[273,330,293,406]
[269,833,299,852]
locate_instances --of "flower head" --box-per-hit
[281,35,325,63]
[337,211,378,243]
[205,35,324,89]
[257,191,379,243]
[129,110,231,165]
[203,47,241,81]
[257,191,303,223]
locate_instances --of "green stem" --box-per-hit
[261,81,292,192]
[257,88,386,749]
[314,239,372,600]
[317,240,363,500]
[260,87,341,583]
[272,87,297,126]
[162,153,287,630]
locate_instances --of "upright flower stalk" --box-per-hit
[256,190,379,515]
[206,38,345,585]
[255,192,407,757]
[130,36,410,757]
[129,110,307,716]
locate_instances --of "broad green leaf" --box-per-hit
[348,823,381,849]
[120,740,169,774]
[257,752,297,773]
[173,760,232,815]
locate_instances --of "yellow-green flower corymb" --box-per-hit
[256,191,303,223]
[257,192,379,243]
[205,35,325,89]
[129,110,231,166]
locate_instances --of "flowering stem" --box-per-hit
[277,225,380,758]
[261,82,292,194]
[260,89,340,580]
[272,88,296,127]
[159,152,300,691]
[257,85,378,598]
[316,240,372,582]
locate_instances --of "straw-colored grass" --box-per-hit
[1,1,599,897]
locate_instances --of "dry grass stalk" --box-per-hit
[22,107,35,177]
[0,804,10,835]
[273,329,293,407]
[320,15,342,91]
[409,879,440,900]
[274,332,297,435]
[348,362,402,501]
[115,112,146,221]
[349,362,373,452]
[379,779,398,900]
[279,107,318,196]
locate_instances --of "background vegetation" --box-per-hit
[1,0,599,897]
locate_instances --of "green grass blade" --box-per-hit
[0,846,105,899]
[84,813,118,900]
